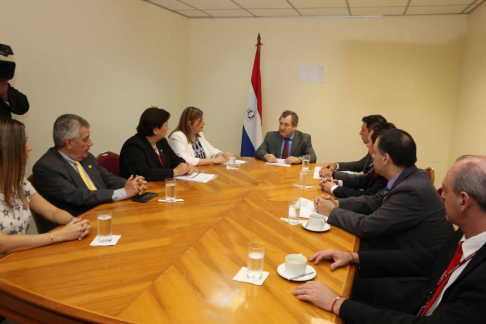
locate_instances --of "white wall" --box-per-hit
[450,4,486,164]
[1,0,189,174]
[1,0,476,186]
[187,16,467,185]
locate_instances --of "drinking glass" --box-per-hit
[247,242,265,280]
[302,155,310,171]
[165,178,176,201]
[97,211,112,243]
[288,197,301,225]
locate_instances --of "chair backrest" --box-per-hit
[425,167,435,185]
[96,151,120,177]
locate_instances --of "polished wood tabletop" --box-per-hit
[0,158,359,323]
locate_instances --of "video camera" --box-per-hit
[0,44,16,80]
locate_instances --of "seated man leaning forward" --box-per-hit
[315,128,453,313]
[319,122,394,198]
[294,155,486,324]
[255,110,316,164]
[33,114,147,233]
[319,114,387,179]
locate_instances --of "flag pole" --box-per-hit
[240,34,263,157]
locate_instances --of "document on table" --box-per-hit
[175,173,217,183]
[299,197,321,218]
[266,158,291,167]
[221,160,247,166]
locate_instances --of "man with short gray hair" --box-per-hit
[255,110,316,164]
[33,114,147,233]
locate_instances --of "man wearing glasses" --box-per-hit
[255,110,316,164]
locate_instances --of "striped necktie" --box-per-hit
[75,161,97,190]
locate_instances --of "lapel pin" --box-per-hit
[88,165,92,169]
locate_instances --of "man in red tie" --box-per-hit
[293,155,486,324]
[255,110,316,164]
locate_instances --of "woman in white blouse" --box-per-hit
[168,107,229,165]
[0,119,90,255]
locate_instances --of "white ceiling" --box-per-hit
[145,0,485,18]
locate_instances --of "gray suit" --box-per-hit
[328,165,453,313]
[255,130,316,162]
[33,148,127,232]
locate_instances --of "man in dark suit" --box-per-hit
[0,45,29,119]
[33,114,147,233]
[319,114,387,180]
[293,155,486,324]
[319,122,394,198]
[255,110,316,164]
[315,128,453,313]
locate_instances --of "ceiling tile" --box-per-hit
[234,0,292,9]
[182,0,241,9]
[176,9,211,17]
[248,8,301,16]
[149,0,193,11]
[351,6,405,15]
[348,0,408,6]
[410,0,474,5]
[299,7,350,14]
[203,9,254,16]
[406,4,468,14]
[288,0,347,8]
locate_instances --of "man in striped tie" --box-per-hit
[293,155,486,324]
[33,114,147,233]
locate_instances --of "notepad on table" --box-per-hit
[175,173,217,183]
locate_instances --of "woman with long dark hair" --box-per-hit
[0,119,90,255]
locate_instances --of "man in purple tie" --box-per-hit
[293,155,486,324]
[255,110,316,164]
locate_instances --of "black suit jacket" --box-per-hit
[255,130,317,162]
[333,153,372,180]
[328,166,453,312]
[340,230,486,324]
[33,148,127,232]
[0,84,29,119]
[119,134,186,182]
[332,168,387,198]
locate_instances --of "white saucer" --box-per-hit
[302,221,331,232]
[277,263,316,281]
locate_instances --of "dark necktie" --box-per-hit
[419,242,464,316]
[282,138,289,159]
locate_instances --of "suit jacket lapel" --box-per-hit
[81,157,104,189]
[440,232,486,301]
[52,149,87,189]
[390,165,417,191]
[276,132,282,158]
[452,238,486,284]
[139,134,162,168]
[156,141,166,168]
[381,166,417,203]
[291,131,300,157]
[364,154,373,173]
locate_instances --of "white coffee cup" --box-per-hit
[307,214,326,231]
[285,254,307,277]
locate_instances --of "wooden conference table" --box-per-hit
[0,158,359,323]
